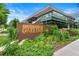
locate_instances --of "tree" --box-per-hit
[9,18,20,28]
[0,3,9,27]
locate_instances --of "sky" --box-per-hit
[5,3,78,23]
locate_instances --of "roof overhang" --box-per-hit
[24,5,74,22]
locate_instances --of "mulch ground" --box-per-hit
[53,40,75,52]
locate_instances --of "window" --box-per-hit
[53,11,67,20]
[36,12,53,23]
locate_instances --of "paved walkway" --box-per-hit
[0,34,8,36]
[54,39,79,56]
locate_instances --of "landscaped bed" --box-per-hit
[1,34,53,56]
[54,36,79,52]
[0,25,79,56]
[53,28,79,52]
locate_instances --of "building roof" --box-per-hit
[23,5,74,22]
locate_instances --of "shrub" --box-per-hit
[43,29,49,37]
[2,42,19,56]
[60,31,70,41]
[1,34,53,56]
[15,35,53,56]
[50,25,58,35]
[69,28,79,36]
[35,34,46,41]
[50,25,63,41]
[63,32,70,39]
[7,27,17,41]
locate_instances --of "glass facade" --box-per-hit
[33,11,67,24]
[36,12,53,23]
[52,11,67,21]
[74,15,79,22]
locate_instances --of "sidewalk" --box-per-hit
[54,39,79,56]
[0,34,8,36]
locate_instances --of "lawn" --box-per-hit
[0,36,9,47]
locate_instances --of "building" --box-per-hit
[23,5,75,28]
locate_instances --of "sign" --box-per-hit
[22,24,43,34]
[17,23,49,41]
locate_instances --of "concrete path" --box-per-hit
[0,34,8,36]
[54,39,79,56]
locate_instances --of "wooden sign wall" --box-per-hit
[17,23,49,40]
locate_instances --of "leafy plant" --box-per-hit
[43,29,49,37]
[1,34,53,56]
[2,42,19,56]
[50,25,63,41]
[15,34,53,56]
[7,27,17,41]
[14,37,53,56]
[62,31,70,39]
[35,34,46,41]
[69,28,79,36]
